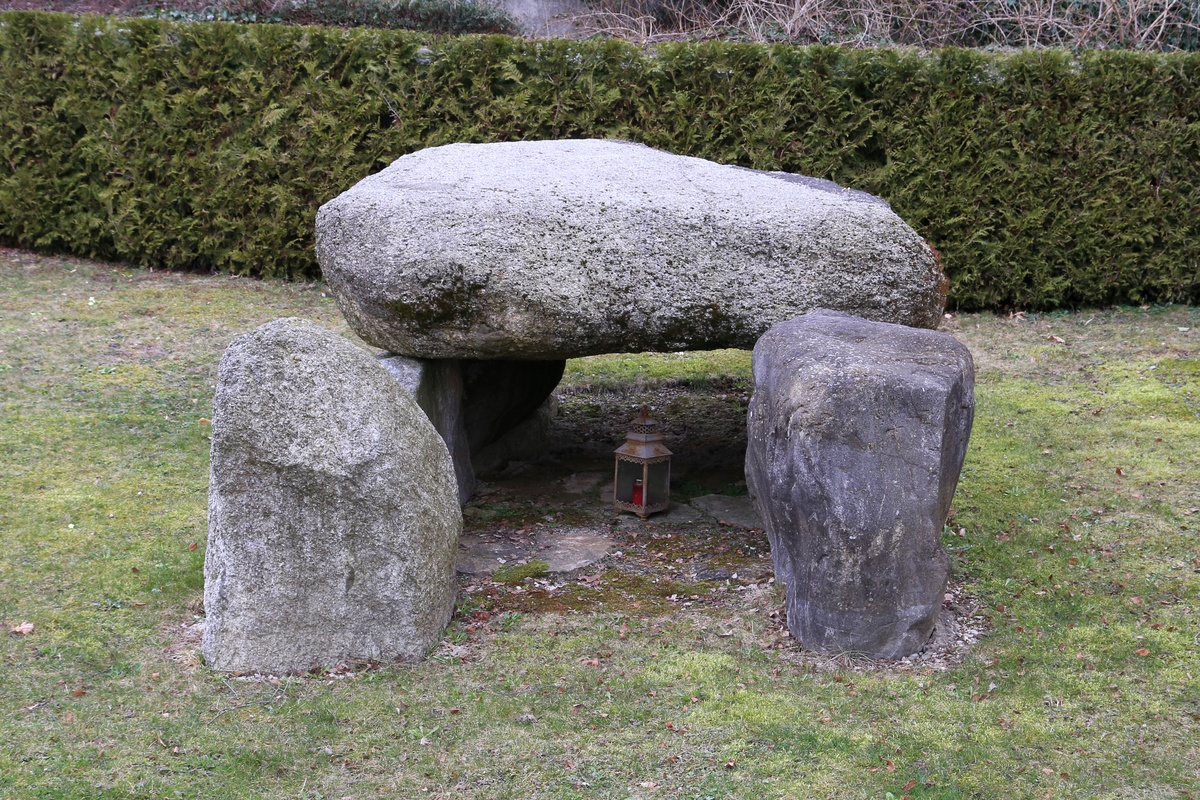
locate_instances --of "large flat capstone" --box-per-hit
[315,139,947,360]
[203,319,460,674]
[745,310,974,659]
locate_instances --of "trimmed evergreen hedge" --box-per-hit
[2,12,1198,309]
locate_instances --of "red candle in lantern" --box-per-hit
[632,479,644,506]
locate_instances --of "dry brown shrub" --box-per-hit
[573,0,1200,49]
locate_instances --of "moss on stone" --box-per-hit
[492,560,551,584]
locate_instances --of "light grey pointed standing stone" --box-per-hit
[745,310,974,660]
[203,319,460,674]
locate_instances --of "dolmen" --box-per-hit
[202,139,964,673]
[203,320,460,674]
[313,138,949,502]
[746,310,975,659]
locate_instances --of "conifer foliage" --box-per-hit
[1,12,1197,308]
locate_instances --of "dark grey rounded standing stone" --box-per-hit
[745,310,975,659]
[203,319,460,674]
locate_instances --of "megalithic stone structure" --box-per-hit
[745,310,975,659]
[203,319,460,674]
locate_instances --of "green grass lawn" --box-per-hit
[1,247,1198,799]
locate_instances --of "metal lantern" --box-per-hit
[613,405,672,518]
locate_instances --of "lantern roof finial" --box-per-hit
[616,405,671,458]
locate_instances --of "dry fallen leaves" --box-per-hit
[9,621,34,635]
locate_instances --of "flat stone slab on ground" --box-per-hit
[614,502,706,529]
[457,526,613,574]
[689,494,764,529]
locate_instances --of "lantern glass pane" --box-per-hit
[615,459,642,504]
[646,461,670,505]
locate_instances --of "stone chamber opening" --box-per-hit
[470,349,754,514]
[454,348,776,603]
